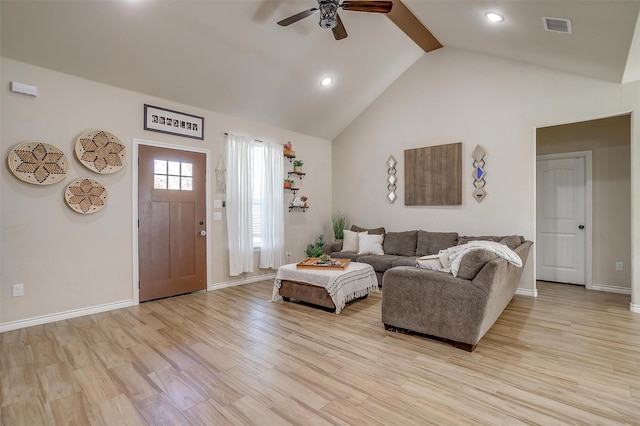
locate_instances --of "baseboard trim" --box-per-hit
[515,288,538,297]
[630,303,640,313]
[209,273,276,291]
[0,299,134,333]
[587,283,632,295]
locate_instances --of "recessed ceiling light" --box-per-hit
[485,12,504,22]
[320,76,333,87]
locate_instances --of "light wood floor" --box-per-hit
[1,281,639,425]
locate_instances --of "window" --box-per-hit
[154,160,193,190]
[252,144,264,248]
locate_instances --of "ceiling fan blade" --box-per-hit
[277,8,319,26]
[387,0,442,52]
[332,13,348,40]
[341,1,393,13]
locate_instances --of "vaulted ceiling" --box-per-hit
[2,1,639,140]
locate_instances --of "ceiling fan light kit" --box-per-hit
[319,0,339,29]
[278,0,393,40]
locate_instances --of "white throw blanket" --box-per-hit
[416,241,522,277]
[271,262,378,314]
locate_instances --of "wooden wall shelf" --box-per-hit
[285,149,306,212]
[286,187,300,195]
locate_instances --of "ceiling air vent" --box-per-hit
[542,17,572,34]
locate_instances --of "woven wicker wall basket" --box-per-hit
[64,178,108,214]
[75,129,126,174]
[8,141,69,185]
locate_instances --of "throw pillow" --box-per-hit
[358,233,384,255]
[342,229,367,252]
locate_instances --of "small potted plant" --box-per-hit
[293,159,304,173]
[284,178,295,189]
[284,141,294,157]
[332,210,349,241]
[304,235,324,258]
[300,195,308,207]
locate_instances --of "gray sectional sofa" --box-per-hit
[324,225,533,351]
[324,226,460,286]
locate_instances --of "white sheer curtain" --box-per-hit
[225,134,254,276]
[259,140,285,269]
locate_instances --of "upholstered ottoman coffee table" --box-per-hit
[271,261,378,314]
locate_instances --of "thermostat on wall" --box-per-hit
[10,81,38,97]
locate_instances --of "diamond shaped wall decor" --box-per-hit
[472,145,486,203]
[387,155,397,204]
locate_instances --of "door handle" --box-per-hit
[199,230,207,236]
[578,225,585,230]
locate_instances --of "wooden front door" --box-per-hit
[138,145,207,301]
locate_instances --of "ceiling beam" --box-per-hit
[387,0,443,52]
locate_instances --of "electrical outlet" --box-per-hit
[12,284,24,297]
[615,262,623,271]
[287,250,292,257]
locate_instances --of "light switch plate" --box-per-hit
[214,212,222,221]
[213,199,223,208]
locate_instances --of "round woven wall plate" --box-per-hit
[8,141,69,185]
[65,178,108,214]
[75,129,126,174]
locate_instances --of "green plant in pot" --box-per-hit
[305,234,325,258]
[332,211,349,241]
[284,178,295,189]
[293,159,304,173]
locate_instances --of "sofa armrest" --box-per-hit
[381,267,488,345]
[323,241,343,255]
[470,241,533,339]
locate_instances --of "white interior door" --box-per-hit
[536,156,586,284]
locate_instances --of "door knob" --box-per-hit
[199,230,207,236]
[578,225,585,230]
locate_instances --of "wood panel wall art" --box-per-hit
[404,142,462,206]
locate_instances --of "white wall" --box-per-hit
[1,58,332,328]
[333,48,640,304]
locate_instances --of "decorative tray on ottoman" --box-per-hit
[296,257,351,270]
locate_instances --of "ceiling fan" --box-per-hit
[277,0,393,40]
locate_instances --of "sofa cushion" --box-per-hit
[499,235,523,250]
[458,235,503,245]
[358,233,384,255]
[458,235,524,249]
[391,256,418,268]
[456,250,499,280]
[383,231,418,256]
[323,241,343,255]
[356,255,403,272]
[331,251,358,261]
[342,229,366,252]
[351,225,386,235]
[416,231,459,256]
